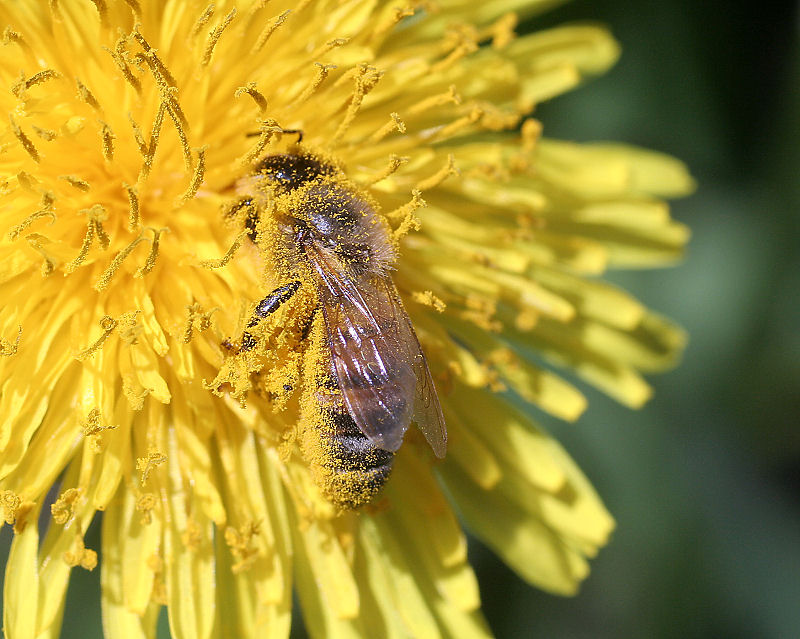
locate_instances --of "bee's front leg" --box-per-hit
[239,281,302,351]
[225,197,260,241]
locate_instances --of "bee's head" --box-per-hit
[257,153,336,193]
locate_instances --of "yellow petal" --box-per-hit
[162,435,216,639]
[360,517,442,639]
[101,487,160,639]
[384,453,480,611]
[3,502,42,639]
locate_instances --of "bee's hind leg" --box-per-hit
[239,281,302,351]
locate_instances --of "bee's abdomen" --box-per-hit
[310,383,395,509]
[328,410,394,465]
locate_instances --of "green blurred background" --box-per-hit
[3,0,798,637]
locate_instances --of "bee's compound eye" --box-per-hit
[257,154,334,191]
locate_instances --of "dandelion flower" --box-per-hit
[0,1,693,637]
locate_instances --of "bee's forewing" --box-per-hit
[321,280,414,452]
[309,249,446,456]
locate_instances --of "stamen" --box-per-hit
[364,154,408,185]
[8,191,55,240]
[59,175,91,192]
[99,120,115,161]
[135,227,168,277]
[201,8,237,67]
[9,73,26,99]
[430,41,477,74]
[12,69,62,98]
[117,311,143,345]
[9,115,40,163]
[311,37,348,59]
[139,101,166,179]
[1,490,22,525]
[81,408,101,436]
[108,37,142,94]
[25,234,58,276]
[17,171,36,190]
[122,0,142,21]
[132,30,178,87]
[165,98,193,171]
[124,182,140,229]
[190,3,215,41]
[51,488,81,524]
[136,493,156,524]
[480,105,520,132]
[242,0,270,25]
[434,106,483,140]
[94,232,148,291]
[183,303,201,343]
[65,224,98,273]
[521,117,542,153]
[33,125,57,141]
[137,449,167,486]
[199,230,248,269]
[416,154,457,191]
[2,28,35,59]
[293,62,336,106]
[0,326,22,356]
[75,315,117,360]
[76,78,101,110]
[408,85,461,115]
[371,6,415,41]
[89,0,109,29]
[133,35,193,171]
[367,112,406,144]
[182,519,203,551]
[178,147,206,203]
[128,112,148,157]
[195,307,217,333]
[332,65,383,145]
[48,0,62,22]
[490,13,517,49]
[251,10,290,53]
[225,521,261,573]
[389,190,425,240]
[86,204,110,249]
[509,118,542,173]
[82,407,118,437]
[182,303,217,343]
[235,82,268,112]
[63,536,98,571]
[412,290,446,313]
[240,118,280,164]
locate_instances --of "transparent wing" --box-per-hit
[395,291,447,459]
[308,248,446,456]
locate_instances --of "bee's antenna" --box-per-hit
[280,128,304,144]
[245,128,303,143]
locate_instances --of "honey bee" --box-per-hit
[231,150,447,508]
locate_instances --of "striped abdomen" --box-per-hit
[310,372,395,509]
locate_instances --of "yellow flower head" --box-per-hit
[0,1,692,637]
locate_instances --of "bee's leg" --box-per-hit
[225,197,259,241]
[240,281,302,351]
[299,305,319,341]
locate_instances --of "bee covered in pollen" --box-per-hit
[227,148,447,509]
